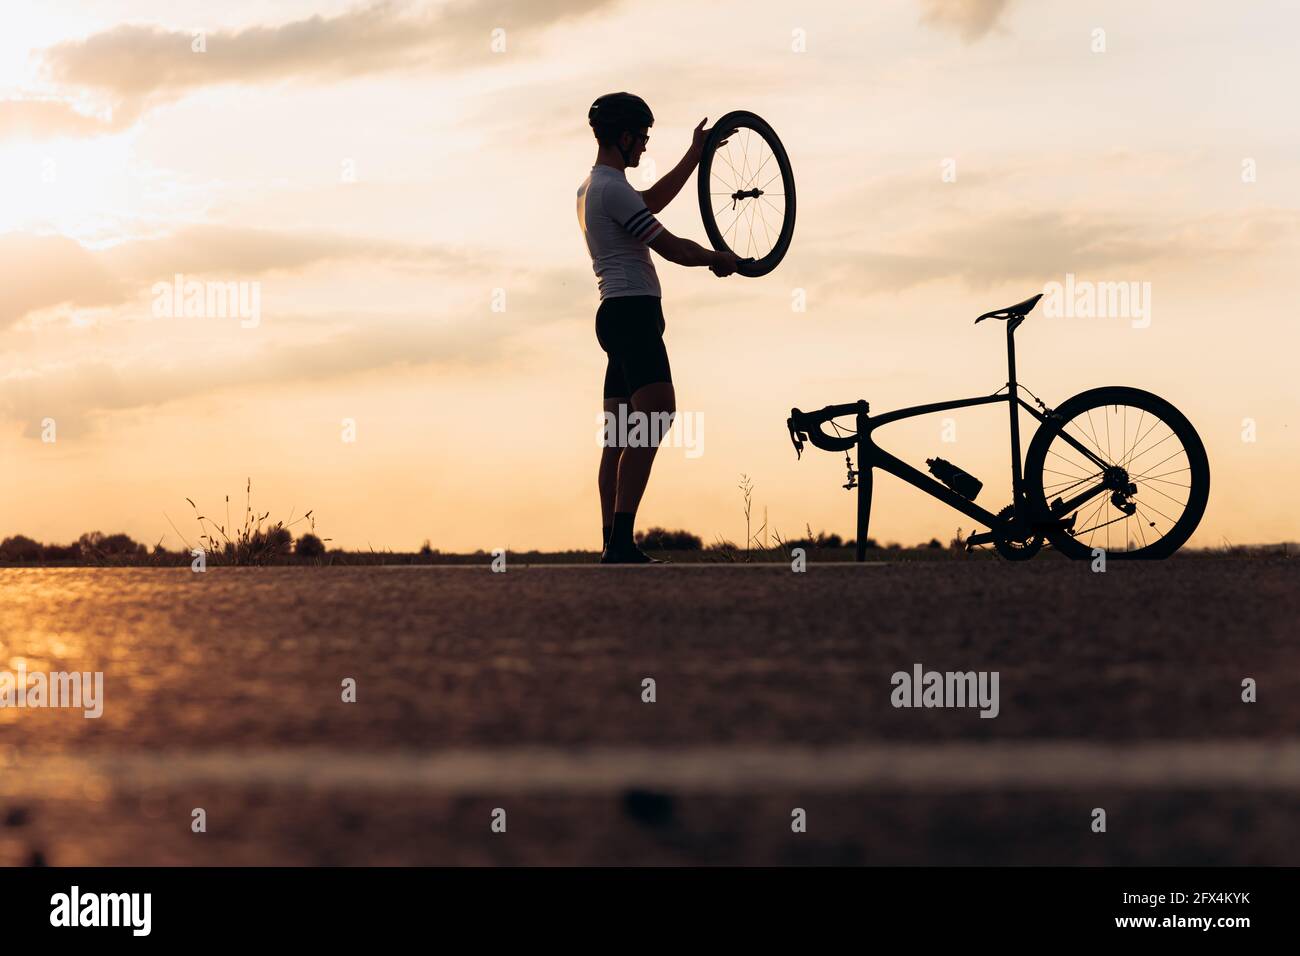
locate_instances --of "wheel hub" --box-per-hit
[1102,465,1138,514]
[1102,465,1133,490]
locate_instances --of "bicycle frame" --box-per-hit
[789,317,1117,560]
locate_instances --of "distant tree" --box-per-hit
[635,527,702,550]
[0,535,43,562]
[77,531,145,559]
[77,531,105,553]
[844,538,878,551]
[927,538,943,549]
[784,530,845,551]
[99,533,146,556]
[296,533,326,558]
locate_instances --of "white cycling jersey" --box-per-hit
[576,164,664,300]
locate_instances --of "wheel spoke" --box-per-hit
[1081,496,1109,547]
[1069,415,1111,464]
[1117,417,1165,469]
[1045,449,1093,477]
[1130,448,1187,482]
[1122,429,1178,471]
[1082,410,1108,462]
[1138,502,1180,530]
[1043,464,1097,481]
[738,130,753,191]
[1134,478,1188,508]
[1140,477,1190,489]
[755,196,773,254]
[1135,498,1179,528]
[1141,466,1190,482]
[720,139,742,181]
[1105,405,1112,463]
[744,147,776,191]
[722,205,745,245]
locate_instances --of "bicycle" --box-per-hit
[786,293,1211,560]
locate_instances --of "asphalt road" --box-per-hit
[0,560,1295,864]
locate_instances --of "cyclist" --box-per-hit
[576,92,739,564]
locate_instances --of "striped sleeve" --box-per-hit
[603,179,664,244]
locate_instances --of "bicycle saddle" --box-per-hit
[975,293,1043,323]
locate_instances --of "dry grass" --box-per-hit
[165,479,329,566]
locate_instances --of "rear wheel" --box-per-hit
[1024,387,1209,559]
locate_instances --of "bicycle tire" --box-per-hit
[1024,386,1210,559]
[697,110,795,277]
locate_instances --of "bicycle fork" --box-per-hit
[854,403,872,562]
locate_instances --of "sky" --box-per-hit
[1,0,1297,552]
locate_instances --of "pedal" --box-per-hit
[965,530,995,548]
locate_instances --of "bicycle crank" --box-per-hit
[969,505,1044,561]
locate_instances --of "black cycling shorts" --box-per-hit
[595,295,672,399]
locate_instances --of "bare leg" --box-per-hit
[615,382,676,514]
[598,397,624,531]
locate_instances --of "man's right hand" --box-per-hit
[710,251,741,277]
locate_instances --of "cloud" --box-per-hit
[804,206,1300,297]
[99,225,462,279]
[0,234,126,324]
[0,225,477,326]
[0,248,590,437]
[0,285,585,438]
[0,312,496,437]
[918,0,1016,43]
[0,97,139,141]
[11,0,620,139]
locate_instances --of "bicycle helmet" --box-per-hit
[588,92,654,164]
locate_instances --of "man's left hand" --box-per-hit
[691,118,734,160]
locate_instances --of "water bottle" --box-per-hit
[926,457,983,501]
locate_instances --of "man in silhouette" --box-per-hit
[576,92,738,563]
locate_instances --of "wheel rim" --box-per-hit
[1035,401,1201,555]
[698,113,794,276]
